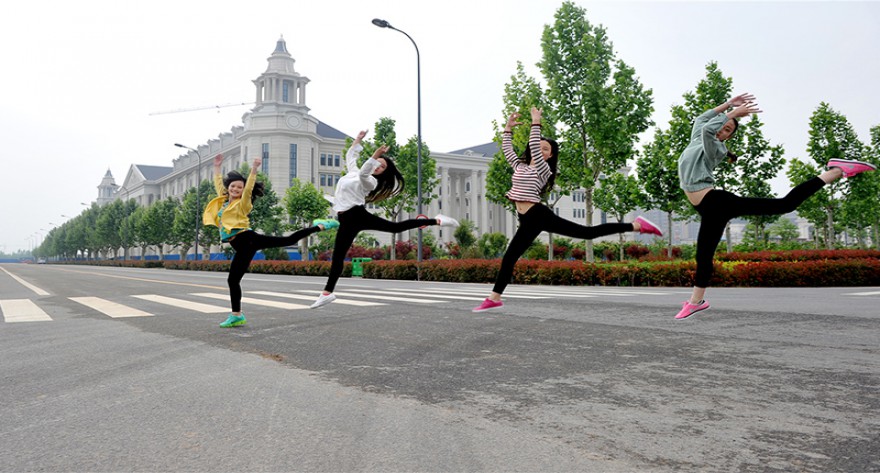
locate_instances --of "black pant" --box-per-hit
[692,177,825,288]
[324,205,436,292]
[228,228,320,312]
[492,203,634,294]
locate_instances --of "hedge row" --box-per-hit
[163,260,352,278]
[716,249,880,262]
[361,258,880,287]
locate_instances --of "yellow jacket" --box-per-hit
[202,172,256,232]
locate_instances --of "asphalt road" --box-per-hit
[1,263,878,472]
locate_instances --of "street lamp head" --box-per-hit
[372,18,391,29]
[174,143,186,148]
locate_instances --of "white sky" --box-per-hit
[2,0,878,253]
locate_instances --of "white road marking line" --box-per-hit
[0,299,53,322]
[248,291,385,306]
[192,292,309,310]
[295,290,445,304]
[69,297,153,318]
[842,291,880,296]
[132,294,228,313]
[386,288,549,299]
[0,267,50,296]
[343,288,484,301]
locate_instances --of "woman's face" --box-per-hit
[716,121,737,141]
[227,180,244,199]
[372,157,388,175]
[539,140,553,161]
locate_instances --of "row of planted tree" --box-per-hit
[37,2,880,261]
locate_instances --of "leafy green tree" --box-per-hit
[172,182,213,260]
[768,216,801,244]
[538,1,653,261]
[593,172,643,260]
[140,198,178,260]
[840,124,880,248]
[637,128,685,256]
[801,102,866,248]
[121,206,146,260]
[284,178,331,261]
[454,219,477,251]
[731,115,786,244]
[477,232,509,259]
[786,159,831,248]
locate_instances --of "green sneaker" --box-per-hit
[313,219,339,230]
[219,313,247,328]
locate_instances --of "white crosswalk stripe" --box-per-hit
[69,296,153,318]
[386,287,552,299]
[842,291,880,296]
[344,288,484,301]
[295,290,446,304]
[132,294,228,313]
[192,292,309,310]
[248,291,385,307]
[0,299,53,322]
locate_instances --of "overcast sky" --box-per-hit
[2,0,878,253]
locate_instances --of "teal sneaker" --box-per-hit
[219,313,247,328]
[313,219,339,230]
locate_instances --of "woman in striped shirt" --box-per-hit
[472,107,663,312]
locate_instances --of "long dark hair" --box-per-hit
[365,156,405,203]
[223,171,265,203]
[518,137,559,195]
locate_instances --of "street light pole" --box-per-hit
[175,143,203,261]
[372,18,424,263]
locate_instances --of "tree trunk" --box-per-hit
[584,190,595,262]
[548,232,554,260]
[825,207,834,249]
[724,225,732,253]
[618,232,625,261]
[666,212,674,258]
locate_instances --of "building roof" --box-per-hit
[135,164,173,181]
[316,120,349,140]
[447,142,498,157]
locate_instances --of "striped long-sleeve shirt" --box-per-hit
[504,124,551,203]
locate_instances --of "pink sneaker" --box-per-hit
[472,298,503,313]
[827,159,877,178]
[634,216,663,236]
[675,300,709,320]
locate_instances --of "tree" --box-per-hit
[786,159,831,248]
[284,178,331,261]
[140,198,178,260]
[637,128,685,257]
[538,1,653,261]
[768,216,801,244]
[477,232,509,259]
[802,102,866,248]
[593,172,643,261]
[454,219,477,251]
[840,124,880,248]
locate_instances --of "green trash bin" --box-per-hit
[351,257,372,277]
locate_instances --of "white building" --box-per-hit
[102,36,653,259]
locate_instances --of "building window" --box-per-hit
[321,153,326,166]
[289,144,297,181]
[333,155,340,167]
[282,81,289,103]
[261,143,269,174]
[320,174,326,187]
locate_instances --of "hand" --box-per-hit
[727,93,756,108]
[213,154,223,167]
[530,107,542,124]
[252,156,262,172]
[355,130,367,143]
[505,112,523,131]
[730,102,762,118]
[372,145,390,159]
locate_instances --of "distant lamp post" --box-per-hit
[372,18,424,263]
[175,143,203,261]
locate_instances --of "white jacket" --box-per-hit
[332,143,382,212]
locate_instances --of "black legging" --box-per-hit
[492,203,634,294]
[692,177,825,287]
[228,227,320,312]
[324,205,437,292]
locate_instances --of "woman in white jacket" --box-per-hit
[310,130,459,309]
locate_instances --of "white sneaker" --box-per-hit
[309,293,336,309]
[434,213,460,227]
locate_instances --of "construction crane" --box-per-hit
[148,102,254,116]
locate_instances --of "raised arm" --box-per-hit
[501,112,524,168]
[346,130,368,174]
[529,107,552,180]
[212,154,225,194]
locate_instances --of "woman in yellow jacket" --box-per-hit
[203,153,338,328]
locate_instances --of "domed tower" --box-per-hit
[96,169,119,206]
